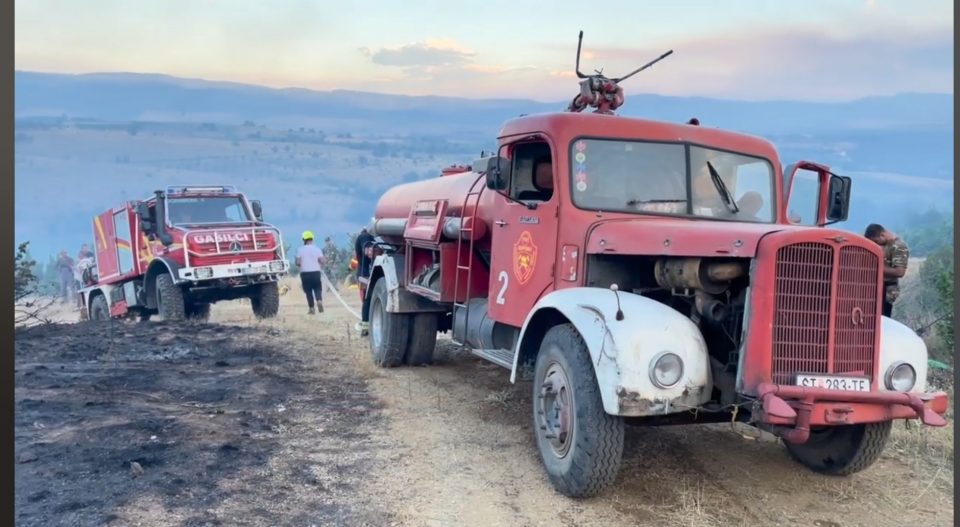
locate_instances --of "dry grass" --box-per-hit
[672,478,718,527]
[482,388,514,408]
[889,373,954,475]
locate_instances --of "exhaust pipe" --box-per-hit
[654,258,745,294]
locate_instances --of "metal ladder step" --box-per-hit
[469,348,514,369]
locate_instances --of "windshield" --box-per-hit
[167,196,252,226]
[569,139,775,223]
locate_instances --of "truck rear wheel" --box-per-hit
[533,324,624,498]
[186,303,211,322]
[90,294,110,321]
[369,278,410,368]
[251,282,280,319]
[404,313,438,366]
[784,422,892,476]
[156,273,186,321]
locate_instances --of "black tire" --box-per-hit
[186,303,211,322]
[90,294,110,321]
[368,278,411,368]
[139,310,153,322]
[784,421,892,476]
[404,313,438,366]
[533,324,624,498]
[251,282,280,319]
[156,273,186,321]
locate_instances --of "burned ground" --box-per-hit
[15,320,391,527]
[14,281,955,526]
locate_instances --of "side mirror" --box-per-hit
[474,156,511,191]
[251,200,264,221]
[825,174,851,224]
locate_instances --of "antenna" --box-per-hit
[614,49,674,83]
[565,30,674,115]
[575,31,587,79]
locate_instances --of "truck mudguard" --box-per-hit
[368,254,446,314]
[512,287,713,417]
[879,316,929,394]
[368,254,402,311]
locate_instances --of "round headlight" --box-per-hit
[885,361,916,392]
[650,352,684,388]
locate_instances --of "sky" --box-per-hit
[14,0,955,101]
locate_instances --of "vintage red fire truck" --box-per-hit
[361,33,949,498]
[78,185,288,322]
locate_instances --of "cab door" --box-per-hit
[93,210,119,281]
[487,139,560,328]
[782,161,851,226]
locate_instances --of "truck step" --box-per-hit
[470,348,514,370]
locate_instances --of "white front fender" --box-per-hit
[371,254,401,311]
[513,287,713,416]
[879,316,929,393]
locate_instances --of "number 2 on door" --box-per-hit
[496,271,508,305]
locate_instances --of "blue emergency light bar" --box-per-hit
[166,185,238,195]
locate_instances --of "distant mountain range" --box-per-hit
[14,70,953,260]
[15,71,952,136]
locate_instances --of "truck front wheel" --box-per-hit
[369,278,410,367]
[90,294,110,321]
[156,273,186,321]
[784,422,892,476]
[533,324,624,498]
[251,282,280,319]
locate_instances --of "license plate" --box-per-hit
[795,374,870,392]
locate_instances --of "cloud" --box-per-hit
[463,64,537,74]
[846,171,954,190]
[360,39,474,68]
[360,38,542,90]
[569,26,953,101]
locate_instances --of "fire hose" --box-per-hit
[317,268,362,321]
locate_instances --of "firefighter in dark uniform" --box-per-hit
[354,227,375,336]
[864,223,910,317]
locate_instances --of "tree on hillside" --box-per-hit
[15,243,37,301]
[15,242,55,326]
[284,243,299,276]
[900,209,953,257]
[918,245,954,362]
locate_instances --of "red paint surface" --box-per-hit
[368,110,944,428]
[742,229,884,394]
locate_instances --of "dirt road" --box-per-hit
[15,280,954,526]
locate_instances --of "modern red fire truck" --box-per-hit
[78,185,288,322]
[361,33,949,497]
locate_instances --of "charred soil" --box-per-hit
[15,319,391,526]
[14,282,955,526]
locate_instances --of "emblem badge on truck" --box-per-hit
[513,231,538,285]
[229,241,242,253]
[851,306,865,326]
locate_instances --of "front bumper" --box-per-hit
[178,260,289,282]
[754,382,949,443]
